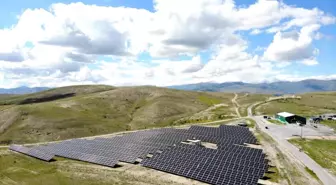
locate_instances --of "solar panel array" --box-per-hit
[9,125,268,185]
[9,145,54,161]
[142,144,268,185]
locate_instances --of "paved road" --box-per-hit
[249,102,336,185]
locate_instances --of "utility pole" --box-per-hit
[298,121,303,139]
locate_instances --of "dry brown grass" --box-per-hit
[236,93,270,116]
[256,92,336,117]
[0,86,235,144]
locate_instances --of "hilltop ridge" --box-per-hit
[168,79,336,94]
[0,85,236,144]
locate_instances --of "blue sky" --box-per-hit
[0,0,335,88]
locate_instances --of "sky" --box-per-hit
[0,0,335,88]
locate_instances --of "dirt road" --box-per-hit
[232,93,241,118]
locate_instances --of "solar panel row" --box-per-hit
[141,145,267,185]
[9,145,54,161]
[9,124,268,185]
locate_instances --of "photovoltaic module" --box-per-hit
[9,124,269,185]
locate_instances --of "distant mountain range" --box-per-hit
[168,79,336,94]
[1,79,336,95]
[0,86,49,94]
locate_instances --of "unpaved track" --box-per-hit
[232,93,241,118]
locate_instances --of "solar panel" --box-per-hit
[13,124,268,185]
[9,145,54,161]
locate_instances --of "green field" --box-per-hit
[197,95,222,106]
[0,85,116,105]
[268,119,285,125]
[304,167,319,180]
[255,92,336,117]
[320,120,336,131]
[0,85,235,144]
[289,139,336,176]
[236,93,269,117]
[0,150,181,185]
[264,166,281,183]
[245,118,256,128]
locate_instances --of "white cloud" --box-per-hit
[275,61,291,68]
[235,0,285,30]
[152,55,204,74]
[250,29,262,35]
[12,3,154,57]
[148,0,238,57]
[191,40,278,83]
[301,58,319,66]
[0,50,25,62]
[0,72,4,82]
[0,29,26,62]
[0,0,335,88]
[264,24,320,62]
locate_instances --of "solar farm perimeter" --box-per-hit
[9,125,269,185]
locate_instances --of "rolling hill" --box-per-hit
[255,91,336,117]
[2,79,336,95]
[0,85,235,144]
[168,79,336,94]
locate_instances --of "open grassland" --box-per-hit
[268,119,285,125]
[236,93,269,117]
[175,103,237,125]
[244,118,256,128]
[255,92,336,117]
[264,166,281,183]
[0,85,115,105]
[304,167,319,180]
[0,94,15,100]
[0,86,235,144]
[320,120,336,131]
[0,149,203,185]
[289,139,336,176]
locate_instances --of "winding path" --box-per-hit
[232,93,241,118]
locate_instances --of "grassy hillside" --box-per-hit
[0,86,234,144]
[0,94,15,100]
[236,93,270,116]
[320,120,336,131]
[0,85,115,105]
[255,92,336,117]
